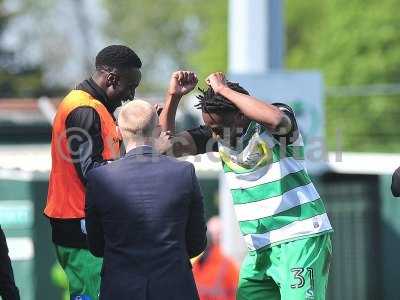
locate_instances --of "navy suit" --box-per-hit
[85,146,207,300]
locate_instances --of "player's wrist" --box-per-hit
[165,90,182,103]
[215,84,230,96]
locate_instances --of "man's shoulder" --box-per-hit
[159,155,194,171]
[87,155,195,182]
[148,156,195,182]
[86,161,116,182]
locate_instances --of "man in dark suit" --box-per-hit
[85,99,207,300]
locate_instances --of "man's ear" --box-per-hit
[106,72,118,88]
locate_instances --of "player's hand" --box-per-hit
[205,72,228,94]
[155,130,173,154]
[168,71,198,97]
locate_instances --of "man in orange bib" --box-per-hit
[44,45,142,300]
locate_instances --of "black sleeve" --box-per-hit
[65,107,109,185]
[186,165,207,258]
[0,226,20,299]
[392,167,400,197]
[187,125,218,155]
[271,103,300,145]
[85,172,105,257]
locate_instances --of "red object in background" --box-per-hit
[192,245,239,300]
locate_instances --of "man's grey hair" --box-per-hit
[118,100,158,141]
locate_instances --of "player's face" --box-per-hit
[202,111,245,145]
[105,67,142,111]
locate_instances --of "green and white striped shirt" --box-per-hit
[219,121,332,252]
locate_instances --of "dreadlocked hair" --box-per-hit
[195,81,249,113]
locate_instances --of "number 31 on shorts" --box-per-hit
[290,267,314,289]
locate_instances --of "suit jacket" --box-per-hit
[85,146,207,300]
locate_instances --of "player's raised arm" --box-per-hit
[159,71,204,157]
[160,70,197,133]
[205,72,293,136]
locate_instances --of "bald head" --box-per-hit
[118,100,159,145]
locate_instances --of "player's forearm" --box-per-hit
[219,86,284,129]
[159,92,180,133]
[159,92,199,157]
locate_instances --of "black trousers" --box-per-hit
[0,226,20,300]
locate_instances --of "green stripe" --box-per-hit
[231,169,311,204]
[222,144,304,174]
[229,166,309,196]
[277,145,304,161]
[239,199,326,235]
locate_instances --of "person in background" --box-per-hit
[192,216,239,300]
[85,100,206,300]
[0,225,20,300]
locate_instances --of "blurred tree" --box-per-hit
[0,0,63,97]
[286,0,400,152]
[102,0,228,92]
[1,0,107,94]
[187,1,228,88]
[102,0,198,92]
[105,0,400,152]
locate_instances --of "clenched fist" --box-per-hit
[168,71,198,97]
[205,72,228,94]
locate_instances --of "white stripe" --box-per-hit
[225,157,305,189]
[6,237,34,260]
[244,213,332,251]
[0,169,35,181]
[259,132,278,148]
[234,183,321,221]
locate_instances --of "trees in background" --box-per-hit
[186,1,227,87]
[1,0,399,151]
[102,0,227,91]
[0,0,46,97]
[0,0,72,97]
[1,0,228,96]
[286,0,400,151]
[105,0,400,152]
[0,0,107,96]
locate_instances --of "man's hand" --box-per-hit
[205,72,228,94]
[155,131,173,154]
[168,71,198,97]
